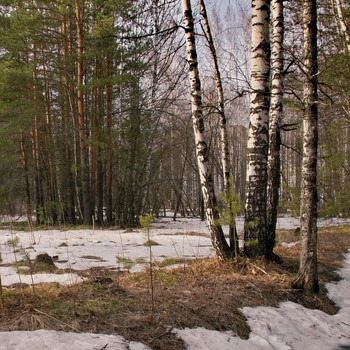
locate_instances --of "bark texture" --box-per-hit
[295,0,319,293]
[75,0,92,225]
[199,0,238,256]
[181,0,231,261]
[333,0,350,53]
[266,0,284,260]
[244,0,271,257]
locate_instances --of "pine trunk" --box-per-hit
[244,0,271,257]
[43,60,59,224]
[96,62,104,225]
[295,0,319,293]
[75,0,92,225]
[61,17,76,224]
[105,52,113,225]
[266,0,284,260]
[31,50,45,225]
[181,0,231,261]
[19,130,32,217]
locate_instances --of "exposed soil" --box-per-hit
[0,226,349,350]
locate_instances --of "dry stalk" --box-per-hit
[0,275,4,310]
[33,308,82,333]
[250,263,269,275]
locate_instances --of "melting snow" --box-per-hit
[0,216,349,349]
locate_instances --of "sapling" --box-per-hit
[26,213,36,244]
[7,234,36,294]
[7,226,23,285]
[21,249,36,294]
[139,214,155,321]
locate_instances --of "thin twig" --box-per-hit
[251,263,269,275]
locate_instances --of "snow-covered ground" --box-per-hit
[0,216,350,286]
[0,217,215,286]
[0,216,349,349]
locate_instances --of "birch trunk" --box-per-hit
[294,0,319,293]
[333,0,350,53]
[244,0,271,257]
[199,0,239,256]
[181,0,231,261]
[266,0,284,261]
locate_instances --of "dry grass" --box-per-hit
[0,226,349,349]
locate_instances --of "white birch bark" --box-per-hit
[294,0,319,293]
[181,0,231,260]
[199,0,238,255]
[333,0,350,53]
[266,0,284,260]
[198,0,230,192]
[244,0,271,257]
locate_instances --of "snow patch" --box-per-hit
[281,241,300,248]
[176,250,350,350]
[0,330,151,350]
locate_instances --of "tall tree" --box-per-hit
[181,0,231,261]
[199,0,239,255]
[294,0,319,293]
[266,0,284,261]
[333,0,350,53]
[75,0,92,225]
[244,0,271,257]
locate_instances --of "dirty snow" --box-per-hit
[0,330,151,350]
[176,249,350,350]
[0,216,349,349]
[0,217,216,287]
[1,216,349,287]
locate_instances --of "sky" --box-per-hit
[211,0,250,16]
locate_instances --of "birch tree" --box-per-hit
[266,0,284,261]
[199,0,239,255]
[244,0,271,257]
[294,0,319,293]
[181,0,231,260]
[333,0,350,53]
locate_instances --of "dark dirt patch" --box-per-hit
[0,226,349,349]
[159,231,210,238]
[81,255,106,262]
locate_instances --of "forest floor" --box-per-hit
[0,221,349,349]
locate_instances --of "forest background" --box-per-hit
[0,0,348,231]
